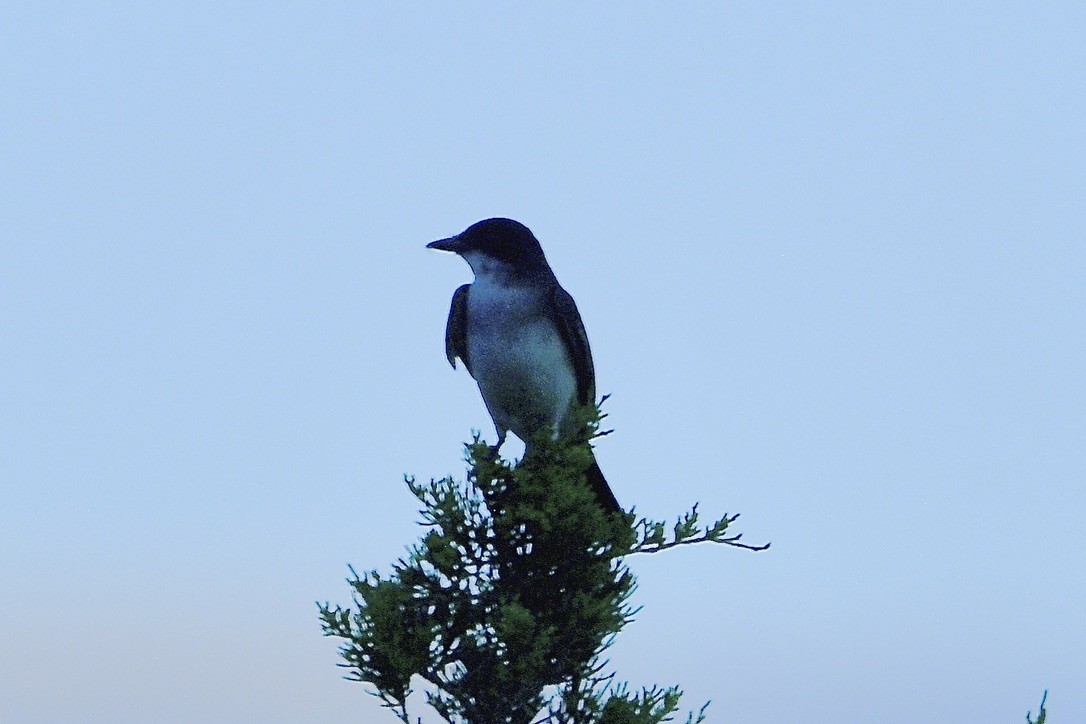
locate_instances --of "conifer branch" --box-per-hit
[629,504,771,555]
[320,402,768,722]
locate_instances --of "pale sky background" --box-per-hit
[2,3,1083,723]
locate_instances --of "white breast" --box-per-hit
[466,276,577,442]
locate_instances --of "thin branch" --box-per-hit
[634,533,772,554]
[627,506,771,555]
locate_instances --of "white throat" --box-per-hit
[462,251,516,284]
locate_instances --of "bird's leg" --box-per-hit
[486,429,506,461]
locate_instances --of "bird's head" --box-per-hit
[427,218,551,279]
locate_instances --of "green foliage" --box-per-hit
[1025,690,1048,724]
[319,405,768,723]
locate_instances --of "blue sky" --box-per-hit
[2,4,1082,722]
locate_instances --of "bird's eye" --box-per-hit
[483,235,509,258]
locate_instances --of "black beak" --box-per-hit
[426,236,463,253]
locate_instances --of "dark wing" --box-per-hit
[444,284,472,374]
[549,285,596,405]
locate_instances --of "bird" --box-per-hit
[427,217,621,514]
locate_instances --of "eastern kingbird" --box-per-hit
[427,218,621,514]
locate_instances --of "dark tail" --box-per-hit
[587,456,622,515]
